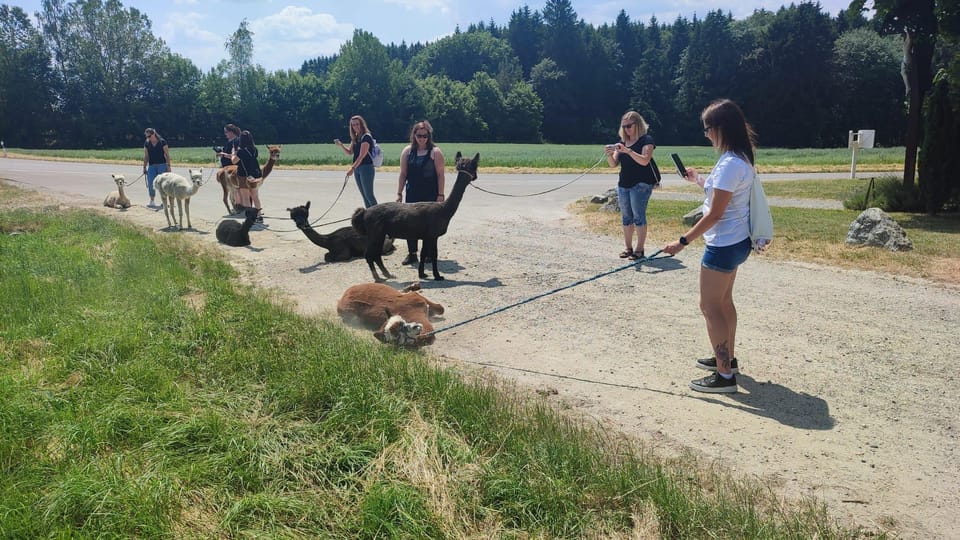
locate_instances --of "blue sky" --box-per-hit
[11,0,861,72]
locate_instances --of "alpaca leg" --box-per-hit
[365,235,393,282]
[220,179,231,214]
[184,198,192,229]
[420,237,443,281]
[177,199,185,231]
[161,196,173,228]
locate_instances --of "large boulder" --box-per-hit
[845,207,913,251]
[591,188,620,213]
[683,205,704,226]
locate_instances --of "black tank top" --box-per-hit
[404,148,439,202]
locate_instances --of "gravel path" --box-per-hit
[3,159,956,538]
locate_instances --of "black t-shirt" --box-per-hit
[404,147,439,202]
[617,134,658,188]
[353,133,374,165]
[145,138,168,165]
[236,146,261,178]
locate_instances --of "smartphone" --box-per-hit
[670,153,687,177]
[605,144,617,150]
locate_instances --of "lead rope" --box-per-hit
[426,249,669,337]
[468,153,608,197]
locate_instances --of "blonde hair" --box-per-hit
[618,111,649,141]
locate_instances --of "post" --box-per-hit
[1,140,6,158]
[848,130,861,179]
[850,144,859,179]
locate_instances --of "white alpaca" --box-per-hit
[155,168,204,230]
[103,173,131,209]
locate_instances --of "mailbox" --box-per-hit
[848,129,875,149]
[847,129,876,178]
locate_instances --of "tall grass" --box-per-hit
[10,144,906,172]
[0,186,866,537]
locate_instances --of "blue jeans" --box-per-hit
[702,237,752,273]
[617,183,654,226]
[354,164,377,208]
[146,164,167,199]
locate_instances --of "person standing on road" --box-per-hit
[143,128,171,208]
[230,129,264,223]
[663,98,757,394]
[605,111,657,260]
[334,115,378,208]
[396,120,446,265]
[215,123,244,211]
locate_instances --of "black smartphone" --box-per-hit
[670,153,687,177]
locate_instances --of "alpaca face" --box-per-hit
[111,173,125,187]
[376,315,424,347]
[286,201,311,229]
[188,168,203,185]
[454,152,480,179]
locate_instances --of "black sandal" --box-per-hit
[619,249,633,258]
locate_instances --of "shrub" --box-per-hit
[843,175,923,212]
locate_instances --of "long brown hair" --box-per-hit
[408,120,435,152]
[349,115,370,145]
[701,99,757,165]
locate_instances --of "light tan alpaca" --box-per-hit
[155,168,204,231]
[336,282,445,347]
[216,145,281,214]
[103,173,131,209]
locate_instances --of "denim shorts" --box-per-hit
[617,183,654,226]
[702,237,752,273]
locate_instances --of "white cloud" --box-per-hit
[250,6,353,42]
[383,0,451,16]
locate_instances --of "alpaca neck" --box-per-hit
[298,223,330,247]
[262,155,277,179]
[440,170,473,218]
[117,184,125,197]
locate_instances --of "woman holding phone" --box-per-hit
[604,111,657,260]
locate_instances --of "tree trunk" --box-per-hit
[901,31,920,188]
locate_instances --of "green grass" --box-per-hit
[575,180,960,285]
[9,143,906,172]
[0,184,868,537]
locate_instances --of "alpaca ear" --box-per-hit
[305,201,310,209]
[472,153,480,164]
[455,151,462,161]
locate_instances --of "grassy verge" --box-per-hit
[7,144,905,173]
[574,180,960,285]
[0,183,868,537]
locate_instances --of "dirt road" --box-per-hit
[3,157,957,538]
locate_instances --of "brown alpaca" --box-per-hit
[216,144,281,214]
[351,152,479,282]
[336,282,445,347]
[287,201,394,262]
[103,173,131,209]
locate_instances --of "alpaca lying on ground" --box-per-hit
[287,201,394,262]
[351,152,479,282]
[103,173,131,209]
[336,282,445,347]
[155,168,204,230]
[216,144,281,214]
[216,207,259,246]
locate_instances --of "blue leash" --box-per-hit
[427,249,670,337]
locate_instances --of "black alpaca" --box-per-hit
[287,201,394,262]
[351,152,479,282]
[215,207,259,246]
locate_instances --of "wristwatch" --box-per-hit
[679,236,689,246]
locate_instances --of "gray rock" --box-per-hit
[683,205,704,226]
[846,207,913,251]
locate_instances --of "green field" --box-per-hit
[9,143,906,172]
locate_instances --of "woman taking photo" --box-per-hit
[663,98,757,393]
[605,111,657,260]
[396,120,446,265]
[230,130,264,223]
[335,115,378,208]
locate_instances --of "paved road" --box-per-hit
[0,158,864,224]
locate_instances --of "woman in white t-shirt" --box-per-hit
[663,99,757,394]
